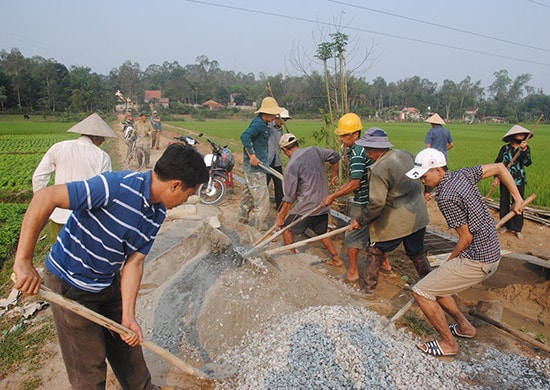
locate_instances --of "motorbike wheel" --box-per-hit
[126,147,145,171]
[197,177,226,205]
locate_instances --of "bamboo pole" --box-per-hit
[264,225,350,256]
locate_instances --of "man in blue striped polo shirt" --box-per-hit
[13,143,208,389]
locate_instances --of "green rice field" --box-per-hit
[0,116,548,207]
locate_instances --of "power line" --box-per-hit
[528,0,550,9]
[182,0,550,67]
[330,0,550,54]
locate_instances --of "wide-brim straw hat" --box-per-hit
[355,127,394,149]
[67,113,118,138]
[502,124,532,142]
[424,113,446,125]
[255,97,284,115]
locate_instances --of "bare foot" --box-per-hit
[325,255,344,267]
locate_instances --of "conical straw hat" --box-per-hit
[424,113,446,125]
[67,113,118,138]
[502,124,532,142]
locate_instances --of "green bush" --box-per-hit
[0,203,27,270]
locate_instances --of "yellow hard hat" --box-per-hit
[334,113,362,135]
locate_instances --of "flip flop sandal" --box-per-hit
[449,323,474,338]
[416,340,457,357]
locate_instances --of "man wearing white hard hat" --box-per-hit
[406,148,524,357]
[32,112,117,241]
[266,108,291,210]
[239,96,284,231]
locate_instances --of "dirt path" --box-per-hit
[3,120,549,389]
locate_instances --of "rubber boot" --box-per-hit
[361,247,385,296]
[409,252,432,278]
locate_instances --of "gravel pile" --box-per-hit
[215,305,549,389]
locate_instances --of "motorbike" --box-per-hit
[172,134,200,147]
[122,119,136,144]
[197,137,235,205]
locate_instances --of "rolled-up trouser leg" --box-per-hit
[361,246,384,295]
[409,252,432,278]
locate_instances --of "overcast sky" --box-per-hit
[2,0,550,93]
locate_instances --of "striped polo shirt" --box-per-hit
[348,144,371,206]
[435,166,500,264]
[46,170,166,292]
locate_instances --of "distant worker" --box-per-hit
[323,113,391,283]
[135,112,154,168]
[239,97,284,231]
[351,128,432,297]
[32,113,117,242]
[267,109,291,210]
[276,133,344,267]
[406,148,523,357]
[424,113,454,159]
[493,125,532,240]
[151,110,162,150]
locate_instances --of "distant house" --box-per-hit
[202,99,224,110]
[144,90,169,109]
[400,107,421,121]
[483,116,505,123]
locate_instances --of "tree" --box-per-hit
[0,48,26,110]
[0,85,7,110]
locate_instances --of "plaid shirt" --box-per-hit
[435,166,500,263]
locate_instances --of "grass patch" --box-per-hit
[401,313,435,337]
[0,317,56,381]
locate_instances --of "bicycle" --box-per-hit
[125,131,145,171]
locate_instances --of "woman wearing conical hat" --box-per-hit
[493,125,532,239]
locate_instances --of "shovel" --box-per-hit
[242,203,325,258]
[264,225,350,256]
[11,275,237,380]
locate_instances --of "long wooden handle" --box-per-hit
[384,297,415,328]
[252,224,278,246]
[258,163,284,182]
[265,225,350,255]
[36,284,208,378]
[244,203,325,256]
[495,193,537,229]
